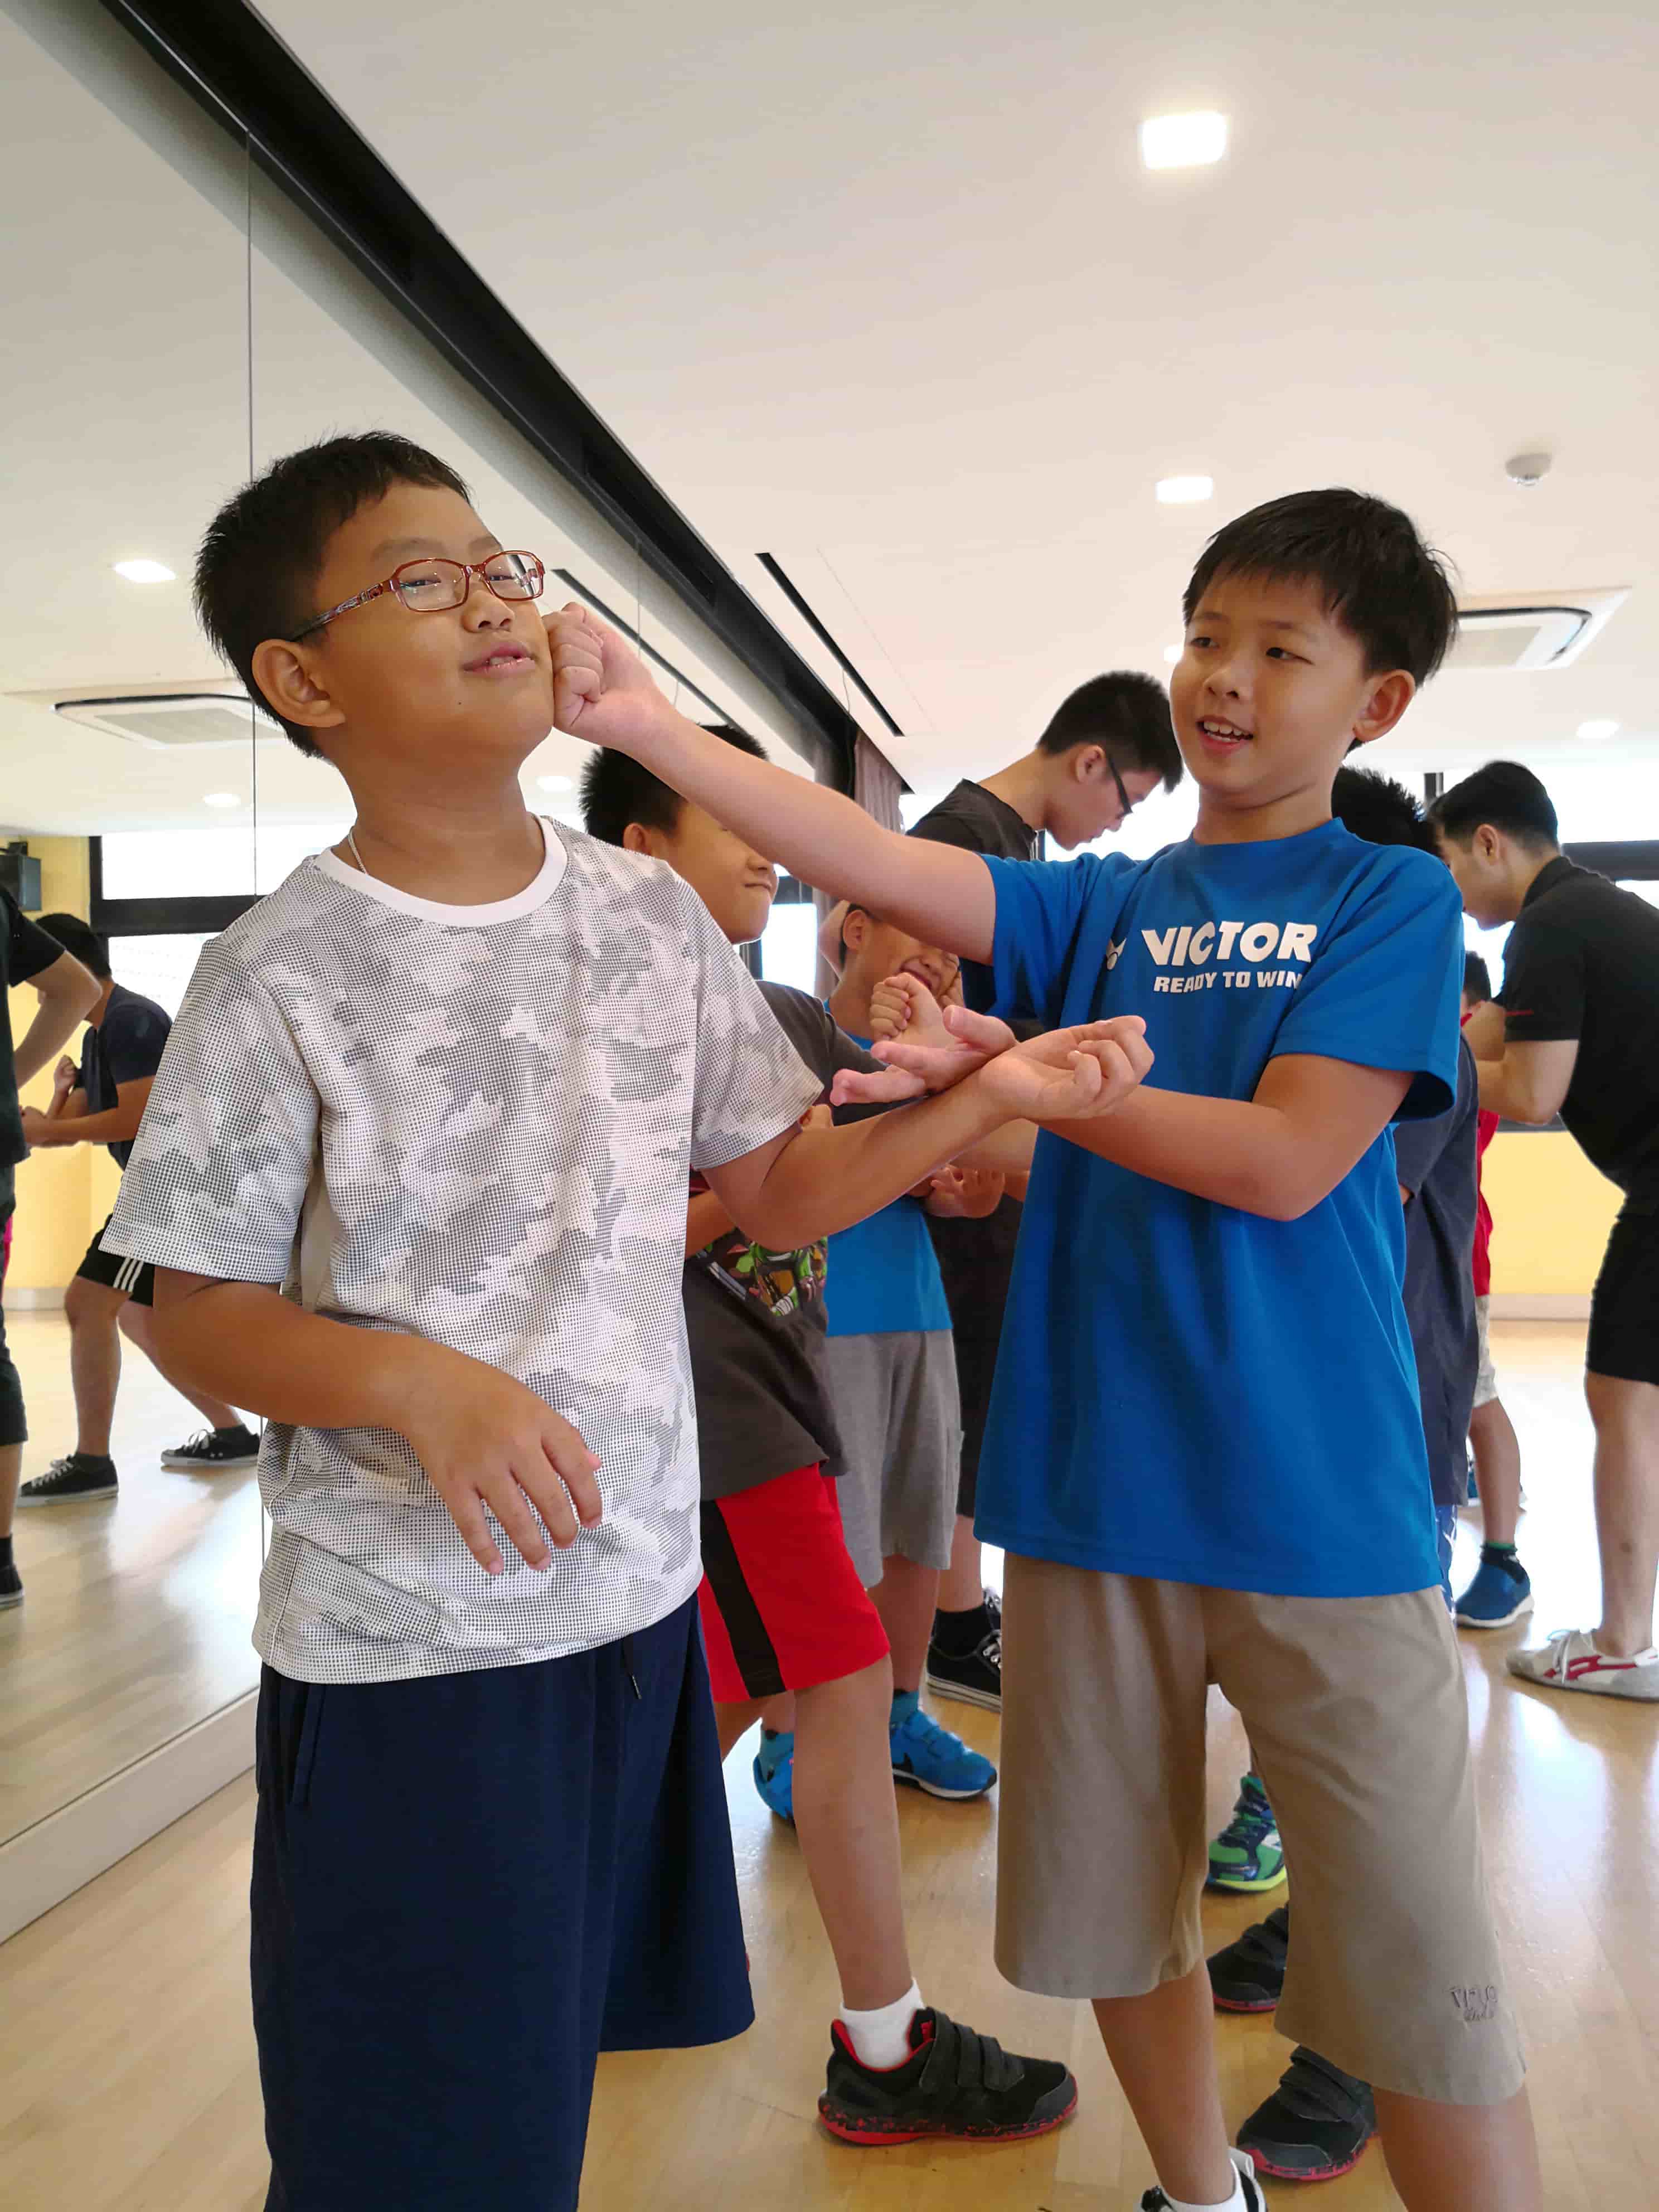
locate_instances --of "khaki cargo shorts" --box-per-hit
[995,1555,1525,2106]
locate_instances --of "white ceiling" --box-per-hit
[3,0,1656,853]
[255,0,1659,821]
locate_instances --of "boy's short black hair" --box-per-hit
[1182,488,1459,686]
[580,722,769,846]
[1036,671,1183,792]
[1328,765,1433,852]
[195,433,473,758]
[1463,951,1493,1003]
[36,911,110,979]
[1429,760,1560,852]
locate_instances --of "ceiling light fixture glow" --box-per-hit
[536,774,575,792]
[1576,719,1619,743]
[1156,475,1214,505]
[202,792,242,808]
[113,558,176,584]
[1139,111,1229,171]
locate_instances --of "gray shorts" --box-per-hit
[823,1330,961,1587]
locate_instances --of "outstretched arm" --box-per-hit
[549,607,996,962]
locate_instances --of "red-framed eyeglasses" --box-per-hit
[292,551,546,638]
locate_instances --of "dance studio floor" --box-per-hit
[4,1321,1657,2208]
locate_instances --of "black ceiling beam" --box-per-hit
[93,0,858,792]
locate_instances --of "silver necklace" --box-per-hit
[344,827,372,880]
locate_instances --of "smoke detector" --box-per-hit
[1448,586,1628,673]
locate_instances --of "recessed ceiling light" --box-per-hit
[1139,111,1229,172]
[537,773,575,792]
[1576,719,1619,743]
[1156,475,1214,505]
[202,792,242,808]
[113,558,176,584]
[1163,644,1183,664]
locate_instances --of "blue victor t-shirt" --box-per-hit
[823,1026,953,1338]
[978,821,1463,1598]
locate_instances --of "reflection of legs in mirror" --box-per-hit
[65,1273,123,1459]
[118,1298,250,1448]
[0,1445,23,1608]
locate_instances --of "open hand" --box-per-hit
[831,1000,1018,1107]
[401,1352,604,1578]
[545,602,671,752]
[974,1016,1152,1124]
[926,1164,1007,1219]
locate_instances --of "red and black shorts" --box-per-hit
[697,1463,890,1703]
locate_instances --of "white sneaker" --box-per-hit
[1141,2148,1265,2210]
[1507,1628,1659,1701]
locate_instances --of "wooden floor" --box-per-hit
[5,1323,1658,2208]
[0,1311,263,1844]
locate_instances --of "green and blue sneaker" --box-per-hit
[890,1690,996,1801]
[1207,1773,1287,1894]
[753,1726,795,1823]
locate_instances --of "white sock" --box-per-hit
[838,1981,923,2070]
[1163,2149,1254,2211]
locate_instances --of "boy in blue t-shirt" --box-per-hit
[549,486,1540,2212]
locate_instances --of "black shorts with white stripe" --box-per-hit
[78,1212,155,1306]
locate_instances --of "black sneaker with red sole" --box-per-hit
[1206,1901,1289,2014]
[818,2007,1077,2147]
[1238,2046,1376,2182]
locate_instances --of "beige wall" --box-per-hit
[1485,1128,1621,1299]
[6,837,108,1293]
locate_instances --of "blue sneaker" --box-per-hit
[1455,1552,1534,1631]
[753,1728,795,1822]
[889,1690,996,1800]
[1207,1773,1288,1894]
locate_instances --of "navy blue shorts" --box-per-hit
[251,1595,751,2212]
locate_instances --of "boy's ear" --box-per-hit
[1349,668,1416,750]
[250,638,347,737]
[621,821,657,857]
[1070,743,1107,785]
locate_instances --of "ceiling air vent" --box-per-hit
[1449,587,1628,673]
[53,690,283,748]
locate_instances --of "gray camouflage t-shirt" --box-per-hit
[104,821,821,1684]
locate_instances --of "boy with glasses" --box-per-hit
[101,433,1144,2209]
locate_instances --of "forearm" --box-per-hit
[729,1078,1006,1248]
[632,709,994,962]
[150,1279,470,1437]
[1477,1054,1552,1124]
[957,1121,1039,1176]
[14,993,90,1089]
[28,1106,140,1147]
[1048,1088,1340,1220]
[47,1088,88,1122]
[685,1189,735,1257]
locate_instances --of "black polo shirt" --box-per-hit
[1500,856,1659,1197]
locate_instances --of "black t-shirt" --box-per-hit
[908,781,1040,1343]
[1395,1040,1479,1508]
[79,982,172,1169]
[1500,857,1659,1196]
[685,981,883,1500]
[1,889,67,1179]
